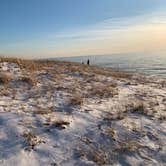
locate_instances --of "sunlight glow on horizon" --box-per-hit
[0,1,166,58]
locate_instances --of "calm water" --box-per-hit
[57,53,166,77]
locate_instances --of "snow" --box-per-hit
[0,61,166,166]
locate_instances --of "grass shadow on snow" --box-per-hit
[0,114,24,160]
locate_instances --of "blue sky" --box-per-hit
[0,0,166,58]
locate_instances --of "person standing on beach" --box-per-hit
[87,59,90,65]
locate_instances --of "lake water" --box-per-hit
[56,53,166,77]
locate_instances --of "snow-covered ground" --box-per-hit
[0,60,166,166]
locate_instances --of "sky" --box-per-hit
[0,0,166,58]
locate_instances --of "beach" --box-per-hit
[0,58,166,166]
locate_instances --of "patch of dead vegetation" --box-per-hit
[158,113,166,121]
[91,67,132,79]
[16,75,37,86]
[0,87,11,96]
[60,62,132,80]
[0,57,133,81]
[114,139,142,153]
[126,100,156,118]
[104,111,125,121]
[0,57,38,72]
[33,107,53,115]
[0,72,12,84]
[127,100,145,113]
[69,94,84,106]
[76,134,142,165]
[43,119,70,130]
[23,131,44,151]
[103,99,150,122]
[77,137,111,165]
[104,127,117,141]
[88,84,118,98]
[83,76,100,84]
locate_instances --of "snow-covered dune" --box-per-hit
[0,59,166,166]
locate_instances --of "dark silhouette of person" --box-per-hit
[87,59,90,65]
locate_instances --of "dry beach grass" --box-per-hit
[0,57,165,166]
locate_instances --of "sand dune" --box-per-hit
[0,59,165,166]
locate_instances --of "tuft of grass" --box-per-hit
[105,127,117,141]
[43,119,70,129]
[128,100,153,117]
[159,114,166,121]
[76,135,140,165]
[17,75,36,86]
[0,57,38,72]
[0,73,12,84]
[130,101,145,113]
[104,112,125,121]
[89,85,118,98]
[34,108,53,115]
[23,131,44,151]
[0,87,11,96]
[52,120,70,127]
[114,139,142,153]
[91,67,132,79]
[69,94,84,106]
[77,138,110,165]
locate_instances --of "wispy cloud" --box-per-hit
[1,9,166,58]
